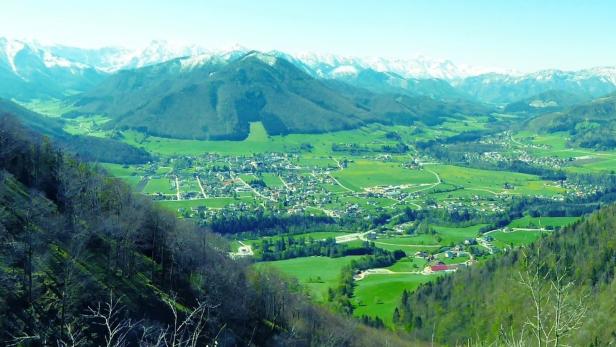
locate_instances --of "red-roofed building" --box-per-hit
[430,264,450,272]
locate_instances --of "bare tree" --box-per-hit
[518,251,588,347]
[82,291,221,347]
[85,291,137,347]
[151,295,221,347]
[56,320,87,347]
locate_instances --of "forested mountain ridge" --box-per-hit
[69,51,490,140]
[503,89,588,115]
[394,204,616,346]
[0,115,413,346]
[528,93,616,149]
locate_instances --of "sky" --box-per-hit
[1,0,615,72]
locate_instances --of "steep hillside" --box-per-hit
[394,205,616,345]
[0,116,412,346]
[71,52,490,140]
[0,98,151,163]
[528,93,616,149]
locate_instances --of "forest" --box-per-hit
[394,203,616,346]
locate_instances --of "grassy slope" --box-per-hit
[353,274,434,325]
[255,256,361,301]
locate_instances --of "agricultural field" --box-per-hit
[332,160,438,192]
[490,230,549,248]
[430,164,565,197]
[142,178,176,195]
[353,274,435,324]
[255,256,361,301]
[507,215,579,229]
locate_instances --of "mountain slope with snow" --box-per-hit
[456,69,616,104]
[2,37,616,105]
[0,38,107,100]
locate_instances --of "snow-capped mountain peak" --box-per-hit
[0,38,26,74]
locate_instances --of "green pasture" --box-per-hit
[143,178,176,194]
[255,256,361,301]
[332,160,438,191]
[507,215,579,229]
[353,274,434,325]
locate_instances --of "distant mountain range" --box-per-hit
[2,37,616,141]
[70,51,489,140]
[456,68,616,104]
[0,38,106,100]
[2,37,616,105]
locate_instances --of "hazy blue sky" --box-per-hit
[1,0,615,72]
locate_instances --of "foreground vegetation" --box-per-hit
[396,205,616,346]
[0,116,412,346]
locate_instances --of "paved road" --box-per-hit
[175,176,181,201]
[196,176,207,198]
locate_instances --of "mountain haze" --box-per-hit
[0,38,106,100]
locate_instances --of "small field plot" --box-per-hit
[432,224,487,245]
[20,99,75,117]
[332,160,437,192]
[142,178,177,195]
[431,164,564,196]
[63,115,111,137]
[118,176,142,189]
[261,173,284,187]
[255,256,361,301]
[296,157,337,169]
[99,163,139,177]
[121,122,296,156]
[157,199,209,211]
[385,257,427,272]
[566,156,616,174]
[353,274,434,325]
[372,235,442,253]
[508,216,579,229]
[491,230,549,248]
[98,163,143,189]
[179,178,201,194]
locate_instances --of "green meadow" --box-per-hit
[353,274,434,325]
[508,215,580,229]
[491,230,549,248]
[332,160,437,192]
[255,256,361,301]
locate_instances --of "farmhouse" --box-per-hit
[424,264,457,274]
